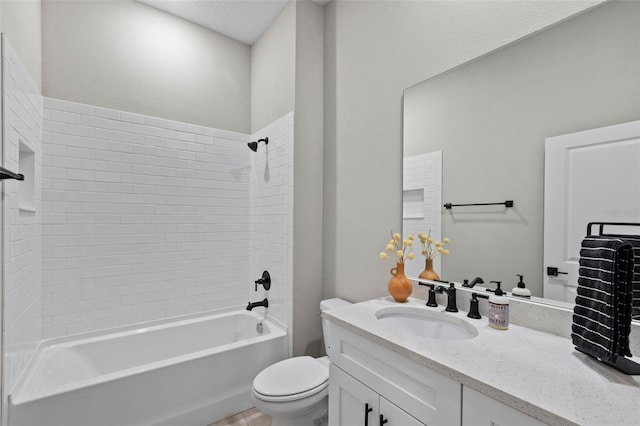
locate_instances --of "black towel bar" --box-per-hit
[444,200,513,209]
[0,167,24,181]
[587,222,640,236]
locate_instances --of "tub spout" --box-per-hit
[247,298,269,311]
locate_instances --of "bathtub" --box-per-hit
[9,307,288,426]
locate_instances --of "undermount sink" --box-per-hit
[375,306,478,341]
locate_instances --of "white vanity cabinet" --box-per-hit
[462,387,546,426]
[327,324,461,426]
[330,364,424,426]
[327,321,547,426]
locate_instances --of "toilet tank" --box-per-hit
[320,298,351,355]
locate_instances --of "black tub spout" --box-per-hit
[247,298,269,311]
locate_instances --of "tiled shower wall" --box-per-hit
[250,112,294,331]
[2,33,294,392]
[403,151,442,279]
[2,37,43,392]
[41,99,293,339]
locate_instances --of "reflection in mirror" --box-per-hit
[402,1,640,304]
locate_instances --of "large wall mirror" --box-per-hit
[403,1,640,308]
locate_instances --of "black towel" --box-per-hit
[572,236,635,363]
[609,235,640,320]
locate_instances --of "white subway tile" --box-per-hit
[95,128,121,141]
[44,97,66,111]
[94,107,120,120]
[40,99,293,346]
[65,102,94,116]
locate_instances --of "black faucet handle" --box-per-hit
[467,292,489,319]
[441,283,458,313]
[418,281,439,307]
[468,296,481,319]
[426,287,438,307]
[254,271,271,291]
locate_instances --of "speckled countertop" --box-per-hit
[323,297,640,426]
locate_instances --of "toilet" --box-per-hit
[251,298,351,426]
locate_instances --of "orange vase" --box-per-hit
[418,258,440,281]
[388,263,412,303]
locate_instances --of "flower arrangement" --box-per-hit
[417,231,451,259]
[379,232,415,264]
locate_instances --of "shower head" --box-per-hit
[248,137,268,152]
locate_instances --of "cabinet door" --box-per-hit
[462,387,546,426]
[329,364,379,426]
[379,397,425,426]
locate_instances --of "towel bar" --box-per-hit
[0,166,24,181]
[443,200,513,209]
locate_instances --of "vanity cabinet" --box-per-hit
[462,386,545,426]
[327,320,547,426]
[330,364,424,426]
[327,323,461,425]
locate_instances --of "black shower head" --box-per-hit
[248,137,269,152]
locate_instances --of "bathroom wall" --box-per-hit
[322,0,603,302]
[40,99,252,338]
[291,0,324,357]
[250,112,294,335]
[251,1,295,133]
[41,0,251,133]
[0,0,41,88]
[1,36,43,397]
[40,99,295,342]
[250,1,325,356]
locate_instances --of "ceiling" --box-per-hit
[139,0,299,45]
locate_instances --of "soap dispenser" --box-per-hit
[511,274,531,298]
[487,281,509,330]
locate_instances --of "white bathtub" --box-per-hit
[9,307,288,426]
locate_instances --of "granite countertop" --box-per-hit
[323,297,640,426]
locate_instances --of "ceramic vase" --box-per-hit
[418,258,439,281]
[388,263,412,303]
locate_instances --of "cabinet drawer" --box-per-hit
[462,387,546,426]
[327,324,461,425]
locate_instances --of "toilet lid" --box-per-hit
[253,356,328,397]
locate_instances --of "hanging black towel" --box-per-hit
[572,236,635,363]
[609,235,640,320]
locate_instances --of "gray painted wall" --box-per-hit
[250,0,325,357]
[322,0,602,303]
[403,1,640,296]
[0,0,41,88]
[292,0,324,357]
[41,0,251,133]
[250,1,295,133]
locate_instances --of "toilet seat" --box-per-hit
[252,356,329,403]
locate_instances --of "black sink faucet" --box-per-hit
[462,277,484,288]
[247,298,269,311]
[436,283,458,312]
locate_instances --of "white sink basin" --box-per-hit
[375,307,478,341]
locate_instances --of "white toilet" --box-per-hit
[251,298,351,426]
